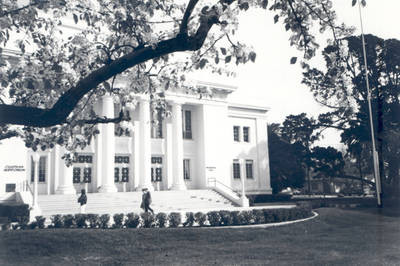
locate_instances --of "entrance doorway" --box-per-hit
[151,156,163,190]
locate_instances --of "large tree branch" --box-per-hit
[0,0,230,128]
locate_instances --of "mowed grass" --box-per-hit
[1,207,400,266]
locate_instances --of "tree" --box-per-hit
[303,34,400,198]
[268,123,305,194]
[0,0,354,153]
[280,113,319,194]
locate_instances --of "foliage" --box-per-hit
[35,216,46,229]
[63,214,75,228]
[99,214,110,229]
[252,209,265,224]
[141,212,155,228]
[112,213,124,228]
[168,212,181,228]
[50,214,64,228]
[194,212,207,227]
[303,34,400,198]
[125,213,141,228]
[231,211,245,225]
[0,204,30,223]
[183,212,195,227]
[87,214,100,228]
[75,214,88,228]
[207,211,222,226]
[219,210,233,226]
[155,212,167,228]
[0,0,352,156]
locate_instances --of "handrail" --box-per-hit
[207,178,241,198]
[25,181,34,196]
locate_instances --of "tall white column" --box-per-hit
[31,153,40,208]
[137,96,153,191]
[56,148,76,194]
[98,95,118,193]
[170,102,186,190]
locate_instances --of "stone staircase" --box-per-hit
[37,189,236,217]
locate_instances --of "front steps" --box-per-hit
[37,189,236,217]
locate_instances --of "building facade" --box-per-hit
[0,81,272,199]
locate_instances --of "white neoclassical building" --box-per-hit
[0,81,272,203]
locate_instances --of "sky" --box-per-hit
[192,0,400,148]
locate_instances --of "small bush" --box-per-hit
[99,214,110,229]
[113,213,124,228]
[231,211,245,225]
[207,211,221,226]
[75,214,88,228]
[241,210,255,225]
[63,214,75,228]
[219,210,233,226]
[168,212,181,228]
[0,204,30,223]
[28,221,38,230]
[141,212,155,228]
[252,209,265,224]
[125,213,140,228]
[16,215,29,229]
[87,214,100,228]
[1,222,11,231]
[51,214,64,228]
[194,212,207,227]
[183,212,195,227]
[35,216,46,229]
[155,213,167,228]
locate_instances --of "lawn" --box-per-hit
[1,207,400,266]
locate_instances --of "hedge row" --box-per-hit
[2,205,312,230]
[0,204,30,223]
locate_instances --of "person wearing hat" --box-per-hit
[141,188,154,214]
[77,189,87,213]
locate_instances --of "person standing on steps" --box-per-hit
[77,189,87,214]
[141,188,154,214]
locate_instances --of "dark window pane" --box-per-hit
[6,184,16,192]
[122,167,129,182]
[155,168,162,181]
[243,127,249,142]
[246,160,253,179]
[233,162,241,179]
[114,168,119,182]
[83,167,92,183]
[73,167,81,183]
[233,126,240,142]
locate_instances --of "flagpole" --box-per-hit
[357,0,382,207]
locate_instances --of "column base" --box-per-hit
[170,182,187,191]
[240,196,249,207]
[55,186,76,195]
[98,184,118,193]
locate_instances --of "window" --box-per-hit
[73,154,93,183]
[183,159,190,180]
[151,157,162,182]
[243,127,250,142]
[6,184,16,192]
[233,126,240,142]
[233,160,241,179]
[115,155,130,183]
[151,109,163,139]
[30,156,46,182]
[246,160,254,179]
[183,110,192,139]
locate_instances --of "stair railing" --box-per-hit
[207,178,241,198]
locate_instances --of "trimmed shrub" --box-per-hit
[168,212,181,228]
[113,213,124,228]
[141,212,155,228]
[252,209,265,224]
[0,204,30,223]
[75,214,88,228]
[125,213,141,228]
[35,216,46,229]
[1,222,11,231]
[87,214,100,228]
[194,212,207,227]
[183,212,195,227]
[28,221,38,230]
[219,210,233,226]
[207,211,221,226]
[231,211,245,225]
[99,214,110,229]
[241,210,255,225]
[63,214,75,228]
[16,215,29,229]
[155,213,167,228]
[51,214,64,228]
